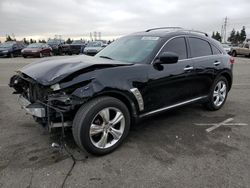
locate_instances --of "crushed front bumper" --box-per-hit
[18,95,46,118]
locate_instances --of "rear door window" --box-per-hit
[189,37,212,57]
[161,37,187,60]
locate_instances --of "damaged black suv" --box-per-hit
[9,28,233,155]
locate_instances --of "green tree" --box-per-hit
[30,39,36,44]
[239,26,246,43]
[5,35,14,42]
[212,32,215,39]
[66,38,73,44]
[23,38,29,45]
[235,31,240,45]
[212,31,221,42]
[228,29,236,43]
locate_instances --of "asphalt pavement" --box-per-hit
[0,56,250,188]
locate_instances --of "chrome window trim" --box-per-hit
[151,35,187,64]
[151,35,223,64]
[139,96,207,118]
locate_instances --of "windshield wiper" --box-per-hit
[99,56,113,60]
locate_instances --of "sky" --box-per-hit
[0,0,250,42]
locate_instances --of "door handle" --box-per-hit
[184,66,194,71]
[214,61,221,66]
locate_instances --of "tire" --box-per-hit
[10,53,14,58]
[72,96,131,155]
[23,55,27,58]
[204,76,228,111]
[232,51,237,57]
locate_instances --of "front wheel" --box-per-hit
[72,97,131,155]
[204,76,228,111]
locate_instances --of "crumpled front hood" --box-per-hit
[19,55,132,86]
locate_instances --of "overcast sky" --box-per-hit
[0,0,250,41]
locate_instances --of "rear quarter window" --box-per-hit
[211,45,222,55]
[189,37,212,57]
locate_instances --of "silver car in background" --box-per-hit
[83,41,107,56]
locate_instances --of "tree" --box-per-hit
[66,38,73,44]
[235,31,240,44]
[5,35,14,42]
[212,31,221,42]
[228,29,236,43]
[38,39,46,43]
[240,26,246,43]
[23,38,29,45]
[30,39,36,44]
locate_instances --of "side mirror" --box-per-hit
[155,52,179,65]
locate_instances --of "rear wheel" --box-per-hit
[72,96,130,155]
[39,52,43,58]
[204,76,228,111]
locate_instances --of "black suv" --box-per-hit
[47,39,65,55]
[9,28,233,155]
[0,41,25,57]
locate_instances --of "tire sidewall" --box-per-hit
[76,97,130,155]
[209,76,229,110]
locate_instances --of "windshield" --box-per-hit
[96,36,160,63]
[0,42,15,48]
[27,43,43,48]
[87,41,102,47]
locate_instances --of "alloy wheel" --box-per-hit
[89,107,125,149]
[213,80,227,107]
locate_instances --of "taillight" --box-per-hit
[229,57,235,64]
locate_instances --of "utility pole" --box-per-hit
[221,25,224,42]
[223,17,228,43]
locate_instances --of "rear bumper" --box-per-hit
[22,52,40,57]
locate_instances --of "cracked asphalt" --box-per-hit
[0,56,250,188]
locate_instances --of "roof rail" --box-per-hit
[145,27,209,37]
[180,29,209,37]
[145,27,183,32]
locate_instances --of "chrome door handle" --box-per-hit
[184,66,194,71]
[214,61,221,66]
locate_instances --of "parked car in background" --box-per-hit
[221,43,231,54]
[83,41,107,56]
[9,27,233,155]
[61,40,86,55]
[22,43,52,58]
[230,42,250,57]
[0,41,25,58]
[47,39,65,55]
[68,40,86,55]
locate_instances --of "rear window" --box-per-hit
[189,37,212,57]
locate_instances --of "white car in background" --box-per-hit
[221,43,231,54]
[83,41,107,56]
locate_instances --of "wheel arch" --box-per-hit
[95,90,139,125]
[219,71,232,91]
